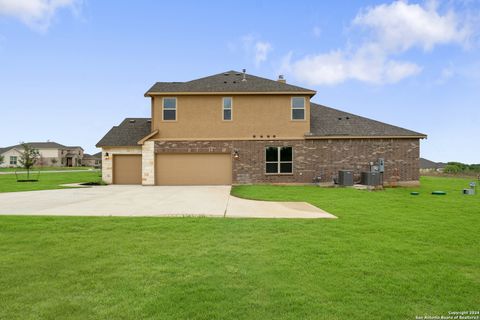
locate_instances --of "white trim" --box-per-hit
[291,97,306,121]
[222,97,233,121]
[162,97,177,121]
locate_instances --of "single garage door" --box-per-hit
[155,153,232,185]
[113,154,142,184]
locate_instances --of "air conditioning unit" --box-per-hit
[361,171,381,186]
[338,170,353,186]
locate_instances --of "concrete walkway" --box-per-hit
[0,185,336,219]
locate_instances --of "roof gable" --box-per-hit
[145,70,316,95]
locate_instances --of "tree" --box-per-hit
[51,158,58,166]
[18,143,39,179]
[0,154,4,166]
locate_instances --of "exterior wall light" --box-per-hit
[233,149,239,160]
[105,152,110,160]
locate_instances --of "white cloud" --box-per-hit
[0,0,80,32]
[288,46,421,85]
[353,0,471,51]
[241,34,272,67]
[254,41,272,67]
[284,1,473,86]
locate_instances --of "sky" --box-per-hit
[0,0,479,163]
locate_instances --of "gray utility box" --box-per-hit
[463,189,475,195]
[338,170,354,186]
[361,171,381,186]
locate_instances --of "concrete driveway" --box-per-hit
[0,185,336,219]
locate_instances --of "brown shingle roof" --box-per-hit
[0,142,84,152]
[96,118,151,147]
[145,70,316,95]
[309,103,426,138]
[420,158,445,169]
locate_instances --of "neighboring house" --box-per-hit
[96,70,426,186]
[83,152,102,168]
[420,158,445,173]
[0,142,84,168]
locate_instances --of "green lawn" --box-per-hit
[0,171,102,192]
[0,166,94,172]
[0,176,478,319]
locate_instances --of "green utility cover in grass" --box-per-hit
[432,191,447,195]
[410,192,419,195]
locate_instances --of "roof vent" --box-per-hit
[277,75,286,83]
[242,69,247,82]
[147,119,152,123]
[223,73,229,76]
[129,119,136,123]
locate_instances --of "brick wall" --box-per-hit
[154,138,420,185]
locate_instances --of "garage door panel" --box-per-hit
[155,153,231,185]
[113,155,142,184]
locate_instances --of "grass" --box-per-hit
[0,171,102,192]
[0,176,478,319]
[0,166,94,172]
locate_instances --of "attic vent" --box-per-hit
[223,73,229,76]
[224,81,227,83]
[129,119,136,123]
[233,81,237,83]
[235,73,241,76]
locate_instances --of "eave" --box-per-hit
[305,135,427,140]
[144,91,317,97]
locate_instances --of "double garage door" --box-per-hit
[113,153,232,185]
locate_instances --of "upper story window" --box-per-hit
[10,156,17,165]
[163,97,177,121]
[223,97,232,121]
[265,146,293,174]
[291,97,305,120]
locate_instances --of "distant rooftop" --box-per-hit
[0,142,83,153]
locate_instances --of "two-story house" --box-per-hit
[96,70,426,186]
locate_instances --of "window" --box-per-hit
[265,147,293,174]
[163,97,177,121]
[10,156,17,165]
[291,97,305,120]
[223,97,232,121]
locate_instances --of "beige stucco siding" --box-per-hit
[0,149,22,167]
[39,149,60,157]
[152,95,310,140]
